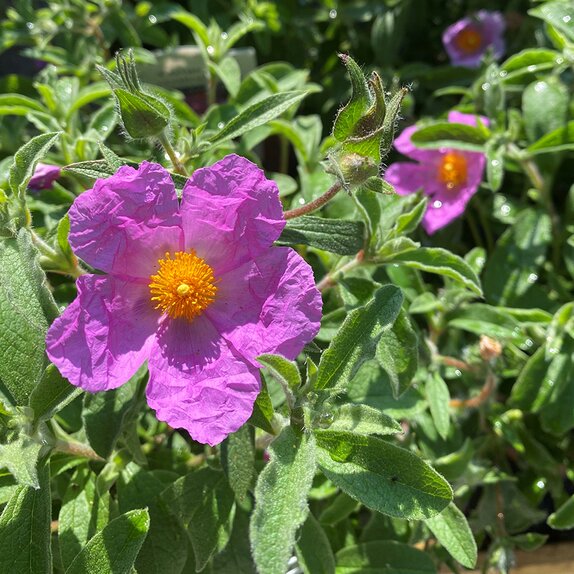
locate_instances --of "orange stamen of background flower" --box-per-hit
[149,251,217,320]
[455,28,482,54]
[438,152,468,190]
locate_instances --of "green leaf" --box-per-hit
[221,424,256,510]
[328,404,402,436]
[316,285,403,393]
[527,121,574,155]
[211,508,256,573]
[335,541,437,573]
[9,132,60,200]
[29,364,81,423]
[0,229,59,405]
[68,82,112,116]
[113,88,170,139]
[501,48,560,75]
[82,370,141,458]
[376,308,418,397]
[433,439,475,482]
[248,377,276,434]
[63,159,119,181]
[333,55,371,142]
[171,11,210,48]
[483,209,551,305]
[529,0,574,42]
[426,372,451,440]
[0,460,52,574]
[119,465,188,574]
[258,354,301,391]
[59,466,110,570]
[0,433,45,488]
[65,509,149,574]
[250,426,317,574]
[277,216,366,255]
[511,533,548,551]
[523,78,569,143]
[425,502,477,568]
[548,495,574,530]
[381,247,482,296]
[448,304,522,341]
[211,57,242,98]
[0,94,47,113]
[296,513,336,574]
[485,140,504,192]
[315,430,452,520]
[209,91,308,145]
[162,467,234,571]
[410,122,489,151]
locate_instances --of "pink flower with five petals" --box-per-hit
[384,111,488,235]
[46,154,322,445]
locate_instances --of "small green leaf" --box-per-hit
[527,121,574,155]
[171,11,210,47]
[211,57,241,98]
[426,372,451,440]
[0,460,52,574]
[162,467,234,571]
[277,216,365,255]
[0,433,45,488]
[221,424,256,510]
[425,502,477,568]
[0,229,59,405]
[336,540,437,573]
[63,160,119,181]
[316,285,404,393]
[501,48,560,75]
[548,494,574,530]
[248,377,276,434]
[315,430,452,520]
[9,132,60,200]
[258,354,301,391]
[523,78,569,143]
[250,426,317,574]
[65,509,150,574]
[296,513,336,574]
[410,122,489,151]
[319,492,359,526]
[209,91,308,145]
[382,247,482,295]
[328,404,402,436]
[29,364,81,423]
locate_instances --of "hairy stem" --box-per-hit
[284,181,342,220]
[158,132,189,176]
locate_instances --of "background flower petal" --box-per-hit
[180,154,285,275]
[394,125,441,163]
[385,162,435,197]
[447,110,490,128]
[206,247,322,363]
[147,315,261,446]
[68,162,183,279]
[46,274,158,391]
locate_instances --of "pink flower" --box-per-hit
[29,163,61,191]
[443,10,505,68]
[384,111,487,235]
[46,155,322,445]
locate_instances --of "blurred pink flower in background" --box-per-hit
[443,10,505,68]
[46,155,322,445]
[384,111,487,235]
[28,163,61,191]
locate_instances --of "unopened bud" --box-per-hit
[479,335,502,362]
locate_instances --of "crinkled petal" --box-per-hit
[180,154,285,275]
[146,315,260,446]
[384,162,436,197]
[206,247,322,363]
[394,125,441,163]
[46,275,158,391]
[68,162,183,279]
[422,151,485,235]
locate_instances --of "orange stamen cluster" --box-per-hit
[438,152,468,190]
[455,28,483,54]
[149,251,217,321]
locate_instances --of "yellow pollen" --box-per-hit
[455,28,483,54]
[149,251,217,321]
[438,151,468,190]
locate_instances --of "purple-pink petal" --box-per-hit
[447,111,490,128]
[46,275,159,391]
[180,154,285,275]
[207,247,322,364]
[384,162,434,197]
[68,162,183,279]
[146,315,261,446]
[393,125,441,163]
[28,163,60,191]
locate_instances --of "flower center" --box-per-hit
[149,251,217,321]
[455,28,483,54]
[438,152,468,190]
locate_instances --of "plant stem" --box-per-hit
[284,181,342,220]
[316,250,365,291]
[158,132,189,176]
